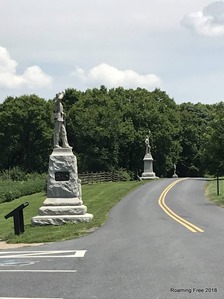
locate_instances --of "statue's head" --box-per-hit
[56,91,65,100]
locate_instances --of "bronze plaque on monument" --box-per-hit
[55,171,70,181]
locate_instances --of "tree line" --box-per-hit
[0,86,223,178]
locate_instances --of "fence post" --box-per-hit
[217,168,220,196]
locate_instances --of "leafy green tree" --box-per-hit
[62,88,82,112]
[68,88,121,172]
[202,102,224,175]
[2,86,217,179]
[0,95,53,172]
[178,103,213,176]
[114,88,181,177]
[67,87,181,177]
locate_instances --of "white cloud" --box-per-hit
[1,1,224,104]
[72,63,161,90]
[0,46,52,89]
[181,1,224,36]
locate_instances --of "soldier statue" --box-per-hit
[53,91,70,148]
[145,131,152,155]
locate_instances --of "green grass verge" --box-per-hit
[0,181,145,244]
[205,177,224,206]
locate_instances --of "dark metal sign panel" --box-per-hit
[55,171,70,181]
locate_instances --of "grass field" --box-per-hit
[205,177,224,207]
[0,181,145,244]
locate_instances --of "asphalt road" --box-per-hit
[0,178,224,299]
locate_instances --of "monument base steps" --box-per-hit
[141,172,159,180]
[43,197,83,206]
[31,147,93,226]
[31,213,93,226]
[39,205,87,216]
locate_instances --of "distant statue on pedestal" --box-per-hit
[54,91,70,148]
[141,130,158,180]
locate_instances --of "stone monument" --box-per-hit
[141,131,158,180]
[32,91,93,225]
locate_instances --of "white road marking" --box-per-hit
[0,298,63,299]
[0,250,87,258]
[0,269,77,273]
[0,260,38,266]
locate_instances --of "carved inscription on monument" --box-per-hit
[55,171,70,181]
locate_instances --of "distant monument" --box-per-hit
[172,163,178,178]
[141,131,158,180]
[32,91,93,225]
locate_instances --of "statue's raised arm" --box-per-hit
[53,91,70,148]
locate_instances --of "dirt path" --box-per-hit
[0,241,44,249]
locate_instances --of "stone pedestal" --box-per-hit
[141,153,158,180]
[32,147,93,225]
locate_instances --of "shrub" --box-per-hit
[0,174,47,204]
[0,167,27,181]
[113,169,132,181]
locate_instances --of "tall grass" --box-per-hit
[205,178,224,206]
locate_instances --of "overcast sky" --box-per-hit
[1,0,224,104]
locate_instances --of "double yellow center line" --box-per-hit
[158,178,204,233]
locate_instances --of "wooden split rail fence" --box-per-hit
[78,171,124,184]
